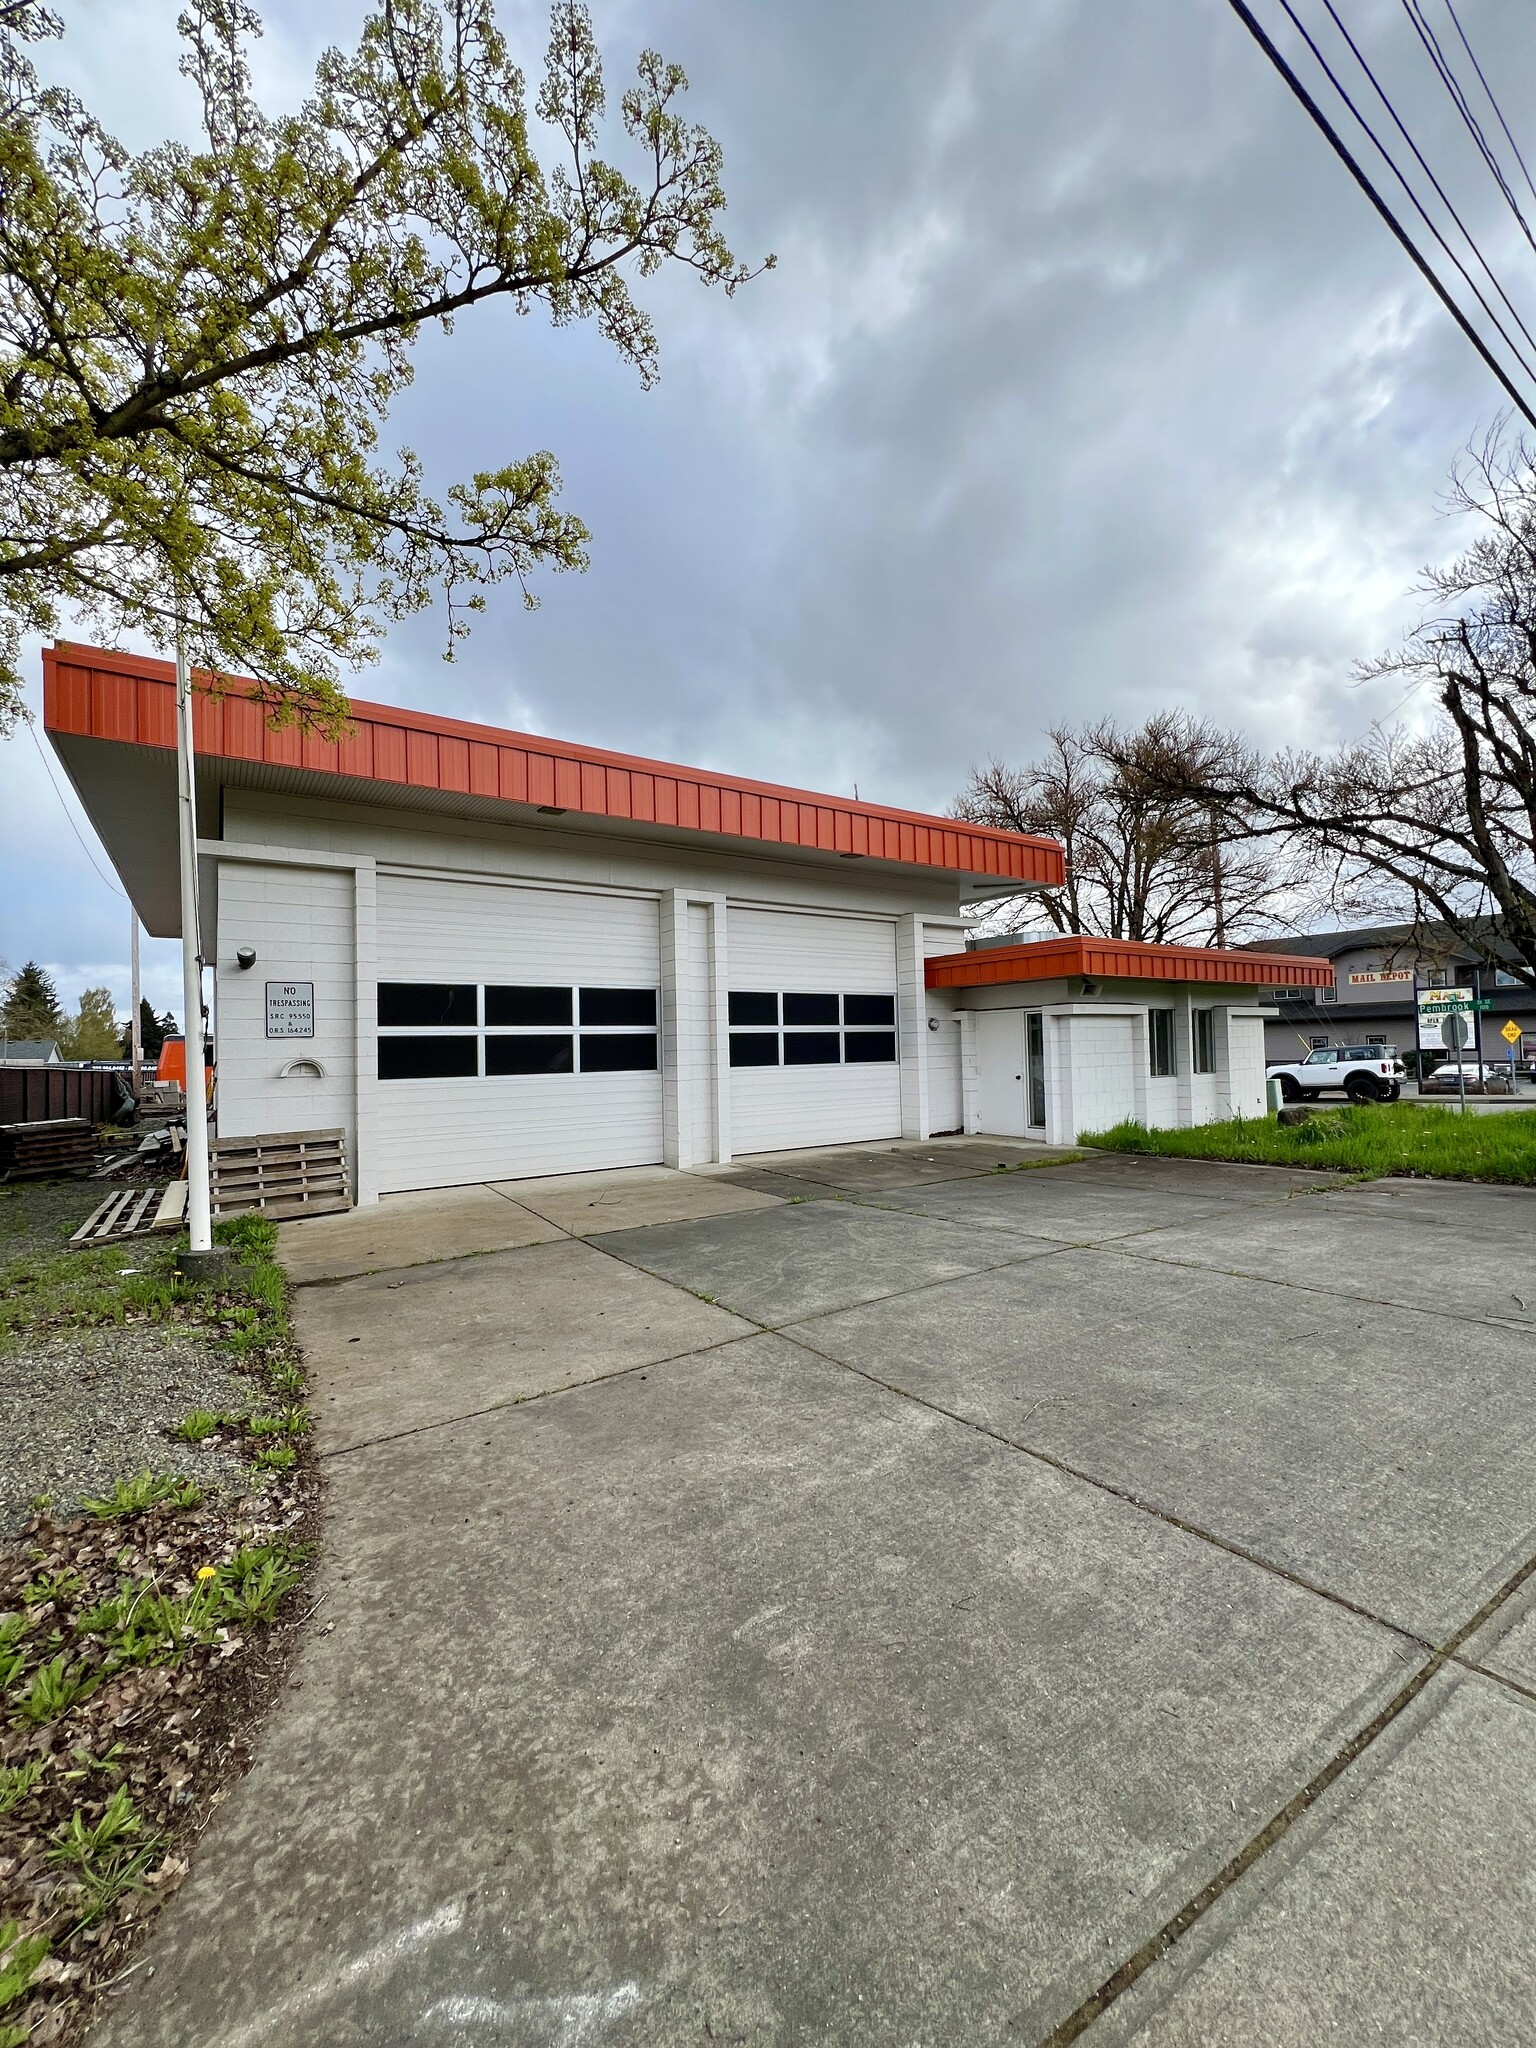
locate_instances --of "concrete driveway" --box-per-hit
[98,1142,1536,2047]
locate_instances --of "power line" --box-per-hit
[1316,0,1536,368]
[1273,0,1536,387]
[25,717,126,899]
[1401,0,1536,256]
[1223,0,1536,434]
[1443,0,1536,210]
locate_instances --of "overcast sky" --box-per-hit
[5,0,1535,1022]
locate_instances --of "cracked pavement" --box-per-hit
[96,1142,1536,2047]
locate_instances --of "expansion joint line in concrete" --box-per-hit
[1030,1537,1536,2046]
[315,1326,763,1460]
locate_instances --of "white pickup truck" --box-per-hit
[1267,1044,1405,1104]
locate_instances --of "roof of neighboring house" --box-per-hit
[0,1039,62,1063]
[42,643,1066,936]
[1240,918,1517,963]
[924,934,1335,991]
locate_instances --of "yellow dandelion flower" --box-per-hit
[197,1565,218,1580]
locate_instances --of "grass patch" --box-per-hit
[1,1186,316,2046]
[1078,1102,1536,1184]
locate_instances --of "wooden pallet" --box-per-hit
[1,1118,97,1180]
[209,1128,350,1222]
[69,1182,186,1248]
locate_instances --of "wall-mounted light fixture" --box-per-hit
[927,1016,941,1031]
[235,946,257,970]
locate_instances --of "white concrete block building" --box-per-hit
[45,645,1331,1197]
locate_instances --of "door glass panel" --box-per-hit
[1026,1012,1046,1128]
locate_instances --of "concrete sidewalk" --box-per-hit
[97,1142,1536,2047]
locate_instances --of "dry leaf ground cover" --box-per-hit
[0,1182,319,2047]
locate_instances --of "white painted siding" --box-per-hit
[373,873,663,1190]
[681,902,718,1164]
[926,1002,964,1133]
[1225,1013,1269,1118]
[1063,1013,1137,1137]
[725,906,901,1153]
[215,863,356,1159]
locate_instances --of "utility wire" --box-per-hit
[1444,0,1536,210]
[26,717,126,898]
[1223,0,1536,434]
[1317,0,1536,368]
[1401,0,1536,255]
[1274,0,1536,387]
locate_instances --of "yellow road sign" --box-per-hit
[1502,1018,1523,1045]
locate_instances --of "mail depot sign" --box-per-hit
[264,981,315,1039]
[1348,969,1415,984]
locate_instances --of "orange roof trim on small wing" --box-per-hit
[42,644,1065,888]
[925,934,1336,990]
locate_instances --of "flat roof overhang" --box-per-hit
[43,644,1066,937]
[925,934,1337,992]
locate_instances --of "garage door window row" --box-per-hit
[727,991,897,1068]
[376,982,658,1079]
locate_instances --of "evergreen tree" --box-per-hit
[123,998,167,1060]
[1,961,65,1042]
[59,987,123,1060]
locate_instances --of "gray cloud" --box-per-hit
[6,0,1535,1010]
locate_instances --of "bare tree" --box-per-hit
[954,714,1309,945]
[1116,429,1536,987]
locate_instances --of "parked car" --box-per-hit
[1420,1060,1518,1095]
[1267,1044,1405,1104]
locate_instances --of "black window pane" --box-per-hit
[784,1030,841,1065]
[783,992,839,1026]
[378,1035,479,1080]
[485,985,571,1028]
[729,1032,780,1067]
[844,993,896,1026]
[580,1032,658,1073]
[580,987,657,1028]
[729,991,778,1026]
[486,1033,573,1075]
[844,1030,897,1064]
[378,982,477,1028]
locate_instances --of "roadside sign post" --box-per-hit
[1503,1017,1522,1093]
[1441,1010,1469,1113]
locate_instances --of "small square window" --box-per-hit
[485,985,571,1028]
[844,1030,897,1064]
[729,1032,780,1067]
[378,1035,479,1080]
[784,1030,841,1065]
[580,1033,658,1073]
[729,992,778,1026]
[844,993,896,1026]
[378,982,477,1028]
[580,987,657,1028]
[783,992,839,1027]
[485,1033,573,1075]
[1148,1008,1175,1078]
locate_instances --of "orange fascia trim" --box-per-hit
[924,934,1336,990]
[42,643,1065,887]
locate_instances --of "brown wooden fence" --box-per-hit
[0,1066,127,1127]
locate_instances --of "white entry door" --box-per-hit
[976,1010,1028,1135]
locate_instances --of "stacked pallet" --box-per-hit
[0,1118,97,1180]
[209,1128,350,1221]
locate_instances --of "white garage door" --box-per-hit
[374,874,663,1191]
[726,907,901,1154]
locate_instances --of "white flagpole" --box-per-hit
[176,635,214,1253]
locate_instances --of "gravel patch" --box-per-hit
[0,1175,105,1263]
[0,1323,256,1532]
